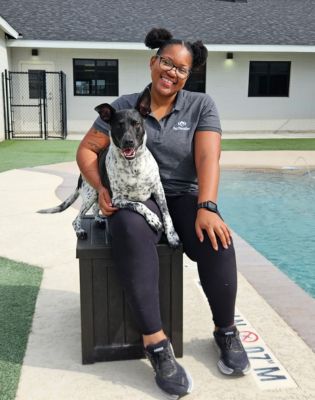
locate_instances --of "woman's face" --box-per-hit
[150,44,193,98]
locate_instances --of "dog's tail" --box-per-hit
[37,176,82,214]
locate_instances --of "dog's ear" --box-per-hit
[94,103,116,122]
[135,87,151,118]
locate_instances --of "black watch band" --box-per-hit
[197,200,218,213]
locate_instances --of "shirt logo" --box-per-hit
[173,121,190,131]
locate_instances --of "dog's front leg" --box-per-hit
[153,183,180,248]
[113,198,163,232]
[92,202,107,226]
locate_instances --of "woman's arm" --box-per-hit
[194,131,221,204]
[76,127,117,215]
[194,131,232,250]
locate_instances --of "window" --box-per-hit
[248,61,291,97]
[28,70,45,99]
[184,63,206,93]
[73,59,118,96]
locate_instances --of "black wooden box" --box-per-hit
[76,216,183,364]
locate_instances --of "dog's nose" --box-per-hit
[123,138,135,148]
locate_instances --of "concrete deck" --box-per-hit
[0,152,315,400]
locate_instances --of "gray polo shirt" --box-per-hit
[93,86,222,195]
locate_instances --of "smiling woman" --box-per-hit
[76,27,251,397]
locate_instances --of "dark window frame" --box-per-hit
[248,61,291,97]
[184,63,206,93]
[73,58,119,97]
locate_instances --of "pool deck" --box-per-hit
[0,151,315,400]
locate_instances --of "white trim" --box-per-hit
[7,40,149,50]
[19,60,55,71]
[6,39,315,53]
[0,16,19,39]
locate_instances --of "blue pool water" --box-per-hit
[219,169,315,298]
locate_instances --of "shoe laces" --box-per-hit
[154,346,177,375]
[224,331,244,351]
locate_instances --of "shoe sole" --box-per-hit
[214,340,252,376]
[156,369,194,400]
[217,359,251,376]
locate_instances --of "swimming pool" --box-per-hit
[219,168,315,299]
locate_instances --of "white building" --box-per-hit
[1,0,315,140]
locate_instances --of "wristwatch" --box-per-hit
[197,200,218,213]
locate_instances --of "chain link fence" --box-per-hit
[2,70,67,139]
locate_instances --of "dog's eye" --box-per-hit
[133,121,141,129]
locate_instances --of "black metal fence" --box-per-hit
[2,70,67,139]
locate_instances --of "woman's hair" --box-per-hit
[144,28,208,69]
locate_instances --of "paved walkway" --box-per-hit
[0,153,315,400]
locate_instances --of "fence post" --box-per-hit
[60,71,67,139]
[3,70,11,140]
[42,71,47,140]
[2,72,7,140]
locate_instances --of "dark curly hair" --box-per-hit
[144,27,208,69]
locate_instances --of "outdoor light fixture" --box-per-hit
[226,52,234,60]
[31,48,39,56]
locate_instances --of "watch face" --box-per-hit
[206,202,217,211]
[198,201,217,212]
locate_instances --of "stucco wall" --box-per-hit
[9,47,315,134]
[207,52,315,132]
[10,48,153,134]
[0,31,10,141]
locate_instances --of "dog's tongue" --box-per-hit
[122,148,135,158]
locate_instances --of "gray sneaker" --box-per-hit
[144,339,193,399]
[214,326,251,376]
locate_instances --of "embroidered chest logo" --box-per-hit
[173,121,190,131]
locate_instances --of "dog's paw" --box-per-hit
[147,214,163,232]
[94,215,107,226]
[76,230,87,240]
[166,230,181,249]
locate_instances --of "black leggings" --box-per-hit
[108,193,237,335]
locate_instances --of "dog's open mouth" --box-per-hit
[121,148,136,160]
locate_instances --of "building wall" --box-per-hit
[207,52,315,132]
[0,31,10,141]
[9,47,315,134]
[10,48,153,134]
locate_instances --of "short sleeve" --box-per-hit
[196,96,222,135]
[93,115,110,135]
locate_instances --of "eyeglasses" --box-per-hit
[156,55,191,79]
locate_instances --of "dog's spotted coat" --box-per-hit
[38,89,180,248]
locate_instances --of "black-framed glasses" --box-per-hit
[156,55,191,79]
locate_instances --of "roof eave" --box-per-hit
[6,39,315,53]
[0,16,19,39]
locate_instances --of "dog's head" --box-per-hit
[95,88,151,161]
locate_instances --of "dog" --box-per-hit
[38,88,180,248]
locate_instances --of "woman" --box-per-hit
[76,28,250,398]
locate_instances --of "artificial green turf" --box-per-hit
[0,140,80,173]
[221,138,315,151]
[0,138,315,173]
[0,257,43,400]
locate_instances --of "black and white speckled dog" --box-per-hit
[38,89,180,248]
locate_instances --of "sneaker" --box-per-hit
[213,326,251,376]
[144,338,193,399]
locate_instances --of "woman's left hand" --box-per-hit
[195,209,232,251]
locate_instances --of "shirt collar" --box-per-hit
[173,90,185,111]
[143,83,185,113]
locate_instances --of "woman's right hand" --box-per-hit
[98,186,118,216]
